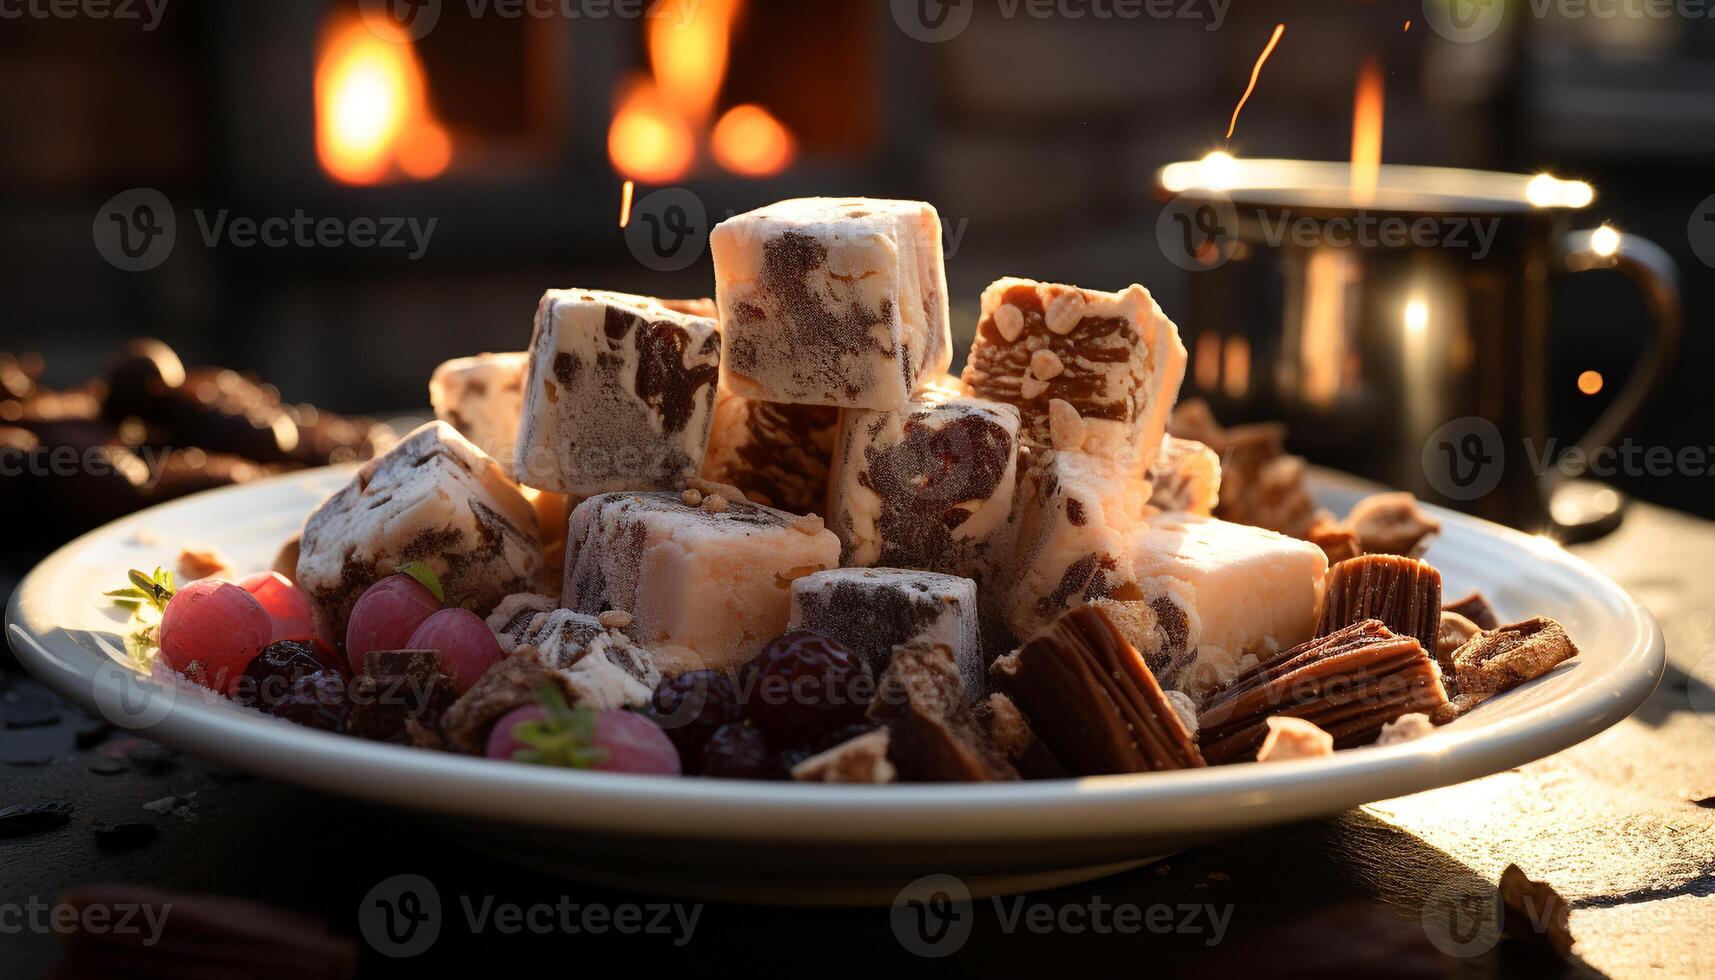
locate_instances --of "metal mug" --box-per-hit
[1154,158,1681,533]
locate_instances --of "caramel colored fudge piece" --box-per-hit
[1197,620,1449,764]
[700,386,839,513]
[1317,554,1443,656]
[429,352,527,476]
[1452,617,1578,697]
[1344,492,1441,558]
[789,567,983,700]
[870,640,1017,782]
[993,605,1205,775]
[1147,434,1222,515]
[1445,590,1500,630]
[514,290,721,496]
[962,277,1187,476]
[711,198,952,410]
[829,388,1021,580]
[561,492,840,674]
[297,421,540,643]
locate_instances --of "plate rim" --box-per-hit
[5,466,1665,846]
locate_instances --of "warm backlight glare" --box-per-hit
[649,0,741,129]
[608,76,696,184]
[1350,58,1384,206]
[1578,370,1604,395]
[712,105,796,177]
[316,17,451,184]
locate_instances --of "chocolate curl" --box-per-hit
[1317,554,1442,655]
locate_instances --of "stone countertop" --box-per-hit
[1,502,1710,978]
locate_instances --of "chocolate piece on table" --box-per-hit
[430,351,528,476]
[1132,512,1329,698]
[829,387,1021,580]
[101,338,186,423]
[1198,619,1450,765]
[701,386,839,513]
[1306,511,1362,564]
[562,491,839,674]
[1318,554,1442,655]
[345,649,458,746]
[790,729,896,784]
[790,567,984,700]
[158,367,301,464]
[871,640,1017,782]
[1344,491,1441,558]
[993,605,1205,776]
[513,290,721,496]
[711,198,951,410]
[962,277,1186,477]
[1147,434,1222,515]
[1452,617,1579,697]
[1445,590,1500,631]
[1498,864,1575,957]
[288,405,395,467]
[298,421,541,643]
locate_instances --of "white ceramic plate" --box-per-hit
[6,468,1663,905]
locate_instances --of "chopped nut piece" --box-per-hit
[1255,716,1333,762]
[1045,290,1087,334]
[1198,620,1449,764]
[680,488,703,507]
[1452,617,1578,696]
[993,303,1026,342]
[1376,712,1434,745]
[701,493,729,514]
[1318,554,1442,655]
[1046,398,1086,450]
[176,548,230,582]
[1028,348,1064,381]
[980,692,1035,758]
[1344,492,1440,557]
[993,605,1205,775]
[1499,864,1574,956]
[1019,376,1050,400]
[871,640,1018,782]
[791,729,896,784]
[1306,513,1362,564]
[683,474,748,503]
[597,610,634,630]
[791,512,825,536]
[1445,590,1500,630]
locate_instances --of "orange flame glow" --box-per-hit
[649,0,741,129]
[608,74,697,184]
[712,104,796,177]
[315,16,452,185]
[1350,58,1385,206]
[1228,23,1285,141]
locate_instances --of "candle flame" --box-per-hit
[1350,58,1385,206]
[619,180,636,228]
[1227,23,1285,141]
[608,74,696,184]
[315,15,452,185]
[712,104,796,177]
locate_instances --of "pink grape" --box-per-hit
[406,608,502,694]
[485,705,681,776]
[344,574,441,675]
[159,579,274,696]
[240,572,320,646]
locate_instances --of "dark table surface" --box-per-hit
[2,501,1712,978]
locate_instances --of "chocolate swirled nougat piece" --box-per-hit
[992,605,1205,776]
[430,352,527,477]
[561,492,840,674]
[829,388,1021,579]
[700,386,840,514]
[870,640,1017,782]
[297,421,541,644]
[1317,554,1442,656]
[789,568,984,701]
[1147,434,1222,516]
[710,198,952,410]
[514,290,721,496]
[961,277,1187,476]
[1196,620,1450,764]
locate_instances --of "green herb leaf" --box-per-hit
[397,562,446,605]
[109,567,175,615]
[511,684,608,769]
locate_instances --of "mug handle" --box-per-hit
[1554,228,1683,482]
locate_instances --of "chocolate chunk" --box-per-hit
[0,800,73,837]
[345,650,458,746]
[1344,492,1441,558]
[1198,620,1449,764]
[1318,554,1442,655]
[1306,512,1362,564]
[993,605,1205,775]
[1452,617,1578,697]
[870,640,1017,782]
[1499,864,1574,957]
[1445,590,1500,630]
[1167,399,1318,538]
[441,650,558,754]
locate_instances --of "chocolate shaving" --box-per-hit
[1452,617,1578,697]
[1318,555,1442,656]
[992,605,1205,775]
[870,641,1017,782]
[1198,620,1449,764]
[1445,590,1500,631]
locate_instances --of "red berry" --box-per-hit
[159,579,273,697]
[487,705,682,776]
[344,574,441,674]
[485,705,542,761]
[698,722,782,780]
[240,572,320,645]
[742,632,873,744]
[405,608,503,694]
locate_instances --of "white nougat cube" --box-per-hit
[298,421,541,642]
[1132,512,1328,696]
[790,568,985,701]
[561,492,841,674]
[430,352,528,477]
[711,198,952,410]
[514,290,721,496]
